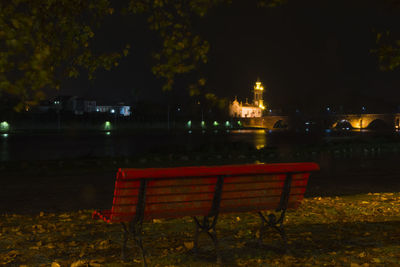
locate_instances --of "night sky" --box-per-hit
[61,0,400,112]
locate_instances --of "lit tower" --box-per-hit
[253,79,265,110]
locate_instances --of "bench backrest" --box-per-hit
[109,163,319,222]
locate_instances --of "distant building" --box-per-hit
[96,103,131,116]
[34,96,132,116]
[84,101,97,113]
[229,79,266,118]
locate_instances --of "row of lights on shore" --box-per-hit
[102,120,243,136]
[188,120,241,128]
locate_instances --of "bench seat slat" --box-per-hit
[146,192,214,204]
[147,177,218,187]
[222,181,284,192]
[223,174,285,183]
[145,184,216,195]
[111,205,136,215]
[140,191,307,218]
[221,186,307,200]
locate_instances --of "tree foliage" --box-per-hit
[128,0,229,92]
[373,31,400,71]
[0,0,286,111]
[371,0,400,71]
[0,0,126,111]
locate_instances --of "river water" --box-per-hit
[2,129,400,213]
[0,129,399,162]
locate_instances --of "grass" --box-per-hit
[1,193,400,266]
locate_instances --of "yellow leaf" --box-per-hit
[184,241,194,250]
[51,263,61,267]
[372,258,381,263]
[70,260,87,267]
[69,241,78,246]
[39,212,44,217]
[153,219,162,223]
[358,252,366,258]
[236,216,241,221]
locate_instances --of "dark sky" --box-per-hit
[61,0,400,111]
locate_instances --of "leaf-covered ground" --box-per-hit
[1,193,400,266]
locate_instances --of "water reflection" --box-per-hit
[231,129,267,150]
[1,129,398,162]
[253,130,267,150]
[0,133,9,161]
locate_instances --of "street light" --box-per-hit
[0,121,10,132]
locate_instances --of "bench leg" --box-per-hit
[130,221,148,267]
[193,216,221,264]
[258,211,287,250]
[121,223,129,261]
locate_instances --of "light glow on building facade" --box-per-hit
[229,79,266,118]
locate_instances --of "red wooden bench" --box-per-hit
[93,163,319,266]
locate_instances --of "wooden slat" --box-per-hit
[113,196,139,205]
[223,174,308,184]
[222,181,284,192]
[145,184,216,196]
[221,186,306,201]
[223,174,285,184]
[111,205,136,217]
[148,177,218,187]
[146,192,214,204]
[115,180,141,189]
[119,162,319,180]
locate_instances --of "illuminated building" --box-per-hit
[229,79,265,118]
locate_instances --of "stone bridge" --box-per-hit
[240,113,400,130]
[330,113,400,129]
[241,116,290,129]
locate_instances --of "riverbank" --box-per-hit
[1,193,399,266]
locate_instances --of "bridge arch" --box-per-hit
[366,119,391,129]
[333,119,354,129]
[331,114,397,130]
[273,120,287,128]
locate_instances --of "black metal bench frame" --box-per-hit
[119,173,295,266]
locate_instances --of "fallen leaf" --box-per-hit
[184,241,194,250]
[70,260,87,267]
